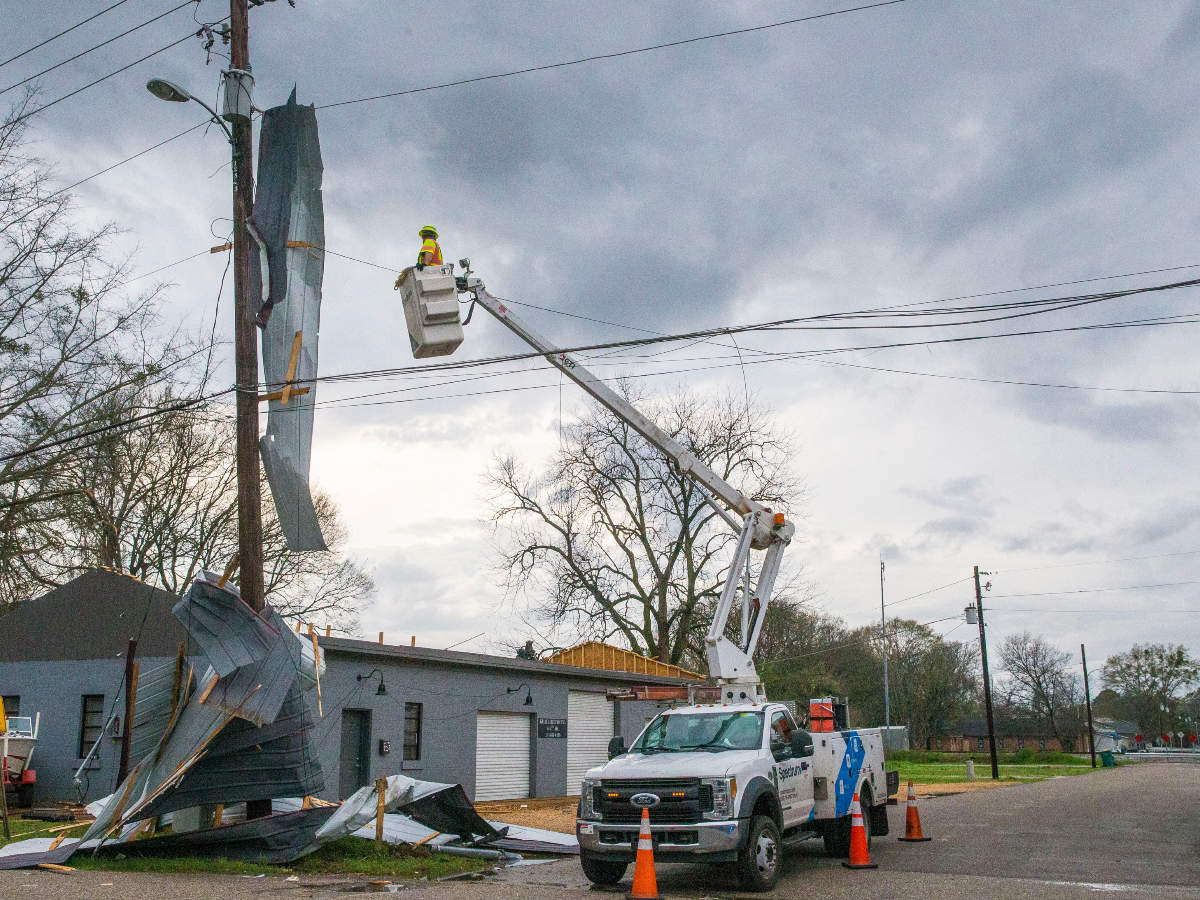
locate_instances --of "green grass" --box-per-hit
[889,759,1107,784]
[887,749,1090,766]
[0,819,488,879]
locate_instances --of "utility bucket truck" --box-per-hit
[400,262,890,892]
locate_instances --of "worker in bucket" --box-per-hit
[394,224,443,290]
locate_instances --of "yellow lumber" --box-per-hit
[280,331,303,405]
[210,242,232,254]
[217,553,239,589]
[413,830,441,847]
[258,385,310,403]
[36,863,75,872]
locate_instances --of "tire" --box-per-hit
[824,785,872,858]
[579,849,627,886]
[737,814,782,892]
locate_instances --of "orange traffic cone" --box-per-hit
[897,780,931,842]
[841,792,878,869]
[627,806,659,899]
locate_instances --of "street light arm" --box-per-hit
[192,96,232,140]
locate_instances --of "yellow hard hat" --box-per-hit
[419,224,438,238]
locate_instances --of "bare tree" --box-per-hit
[999,631,1083,748]
[43,385,371,631]
[0,92,191,604]
[487,387,801,669]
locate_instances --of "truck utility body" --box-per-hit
[400,264,891,890]
[576,702,891,890]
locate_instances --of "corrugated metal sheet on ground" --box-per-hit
[129,659,187,763]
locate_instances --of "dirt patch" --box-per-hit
[912,781,1017,797]
[474,797,578,834]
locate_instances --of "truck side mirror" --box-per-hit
[608,735,626,759]
[791,731,814,758]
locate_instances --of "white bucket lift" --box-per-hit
[398,264,465,358]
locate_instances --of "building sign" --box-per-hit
[538,718,567,739]
[379,739,391,755]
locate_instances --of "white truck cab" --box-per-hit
[576,701,893,892]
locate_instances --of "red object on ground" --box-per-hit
[628,806,659,899]
[841,792,878,870]
[898,780,931,842]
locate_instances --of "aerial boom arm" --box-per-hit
[455,274,792,690]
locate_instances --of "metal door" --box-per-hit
[474,711,531,801]
[769,709,813,826]
[567,691,613,795]
[339,709,371,799]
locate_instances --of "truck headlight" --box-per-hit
[701,776,737,820]
[579,778,601,820]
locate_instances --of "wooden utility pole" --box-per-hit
[1081,643,1097,768]
[230,0,264,616]
[116,639,138,786]
[230,0,270,821]
[974,565,999,780]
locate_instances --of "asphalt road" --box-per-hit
[2,762,1196,898]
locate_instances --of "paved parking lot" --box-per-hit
[2,762,1196,898]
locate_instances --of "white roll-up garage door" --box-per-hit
[567,691,614,795]
[475,711,531,802]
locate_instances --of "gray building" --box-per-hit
[0,569,678,805]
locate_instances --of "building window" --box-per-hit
[1,695,18,719]
[403,702,422,761]
[1038,738,1046,751]
[78,695,105,759]
[998,738,1006,750]
[976,738,984,751]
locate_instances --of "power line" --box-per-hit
[990,580,1200,599]
[0,0,135,70]
[316,1,908,112]
[764,614,963,665]
[0,387,234,466]
[994,549,1200,574]
[0,1,195,98]
[885,575,972,608]
[9,30,200,126]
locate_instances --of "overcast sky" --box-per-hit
[5,0,1200,679]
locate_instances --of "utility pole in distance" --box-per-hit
[1081,643,1097,768]
[880,560,889,728]
[974,565,999,779]
[229,0,264,616]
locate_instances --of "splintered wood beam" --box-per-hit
[210,242,233,254]
[258,386,311,403]
[198,673,220,705]
[281,330,304,405]
[310,629,323,717]
[285,240,319,249]
[218,553,240,588]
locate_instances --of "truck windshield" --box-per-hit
[634,711,764,753]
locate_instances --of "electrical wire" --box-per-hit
[993,549,1200,574]
[885,575,973,608]
[316,1,908,111]
[764,614,963,665]
[989,579,1200,599]
[0,0,134,69]
[0,1,196,98]
[8,30,201,126]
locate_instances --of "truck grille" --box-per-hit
[596,778,707,824]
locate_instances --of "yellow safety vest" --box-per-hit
[417,238,443,265]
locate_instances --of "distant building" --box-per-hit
[0,569,681,805]
[931,717,1081,753]
[1091,717,1142,753]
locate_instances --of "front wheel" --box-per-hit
[579,849,627,886]
[737,814,782,892]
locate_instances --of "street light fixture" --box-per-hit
[145,77,231,139]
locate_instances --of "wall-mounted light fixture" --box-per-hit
[357,668,387,696]
[507,683,533,706]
